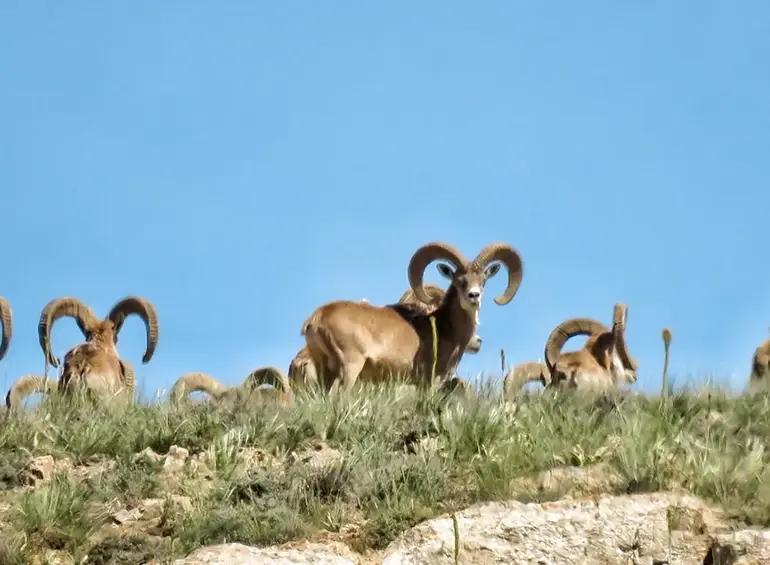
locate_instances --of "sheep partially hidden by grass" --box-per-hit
[33,296,159,404]
[0,296,11,362]
[504,304,636,393]
[169,367,291,406]
[301,241,523,393]
[749,328,770,393]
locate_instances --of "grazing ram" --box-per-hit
[301,241,523,393]
[288,285,483,391]
[503,304,637,393]
[36,296,158,402]
[170,367,291,406]
[0,297,11,362]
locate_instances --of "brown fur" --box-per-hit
[0,297,12,361]
[301,242,523,393]
[37,296,159,403]
[170,367,291,406]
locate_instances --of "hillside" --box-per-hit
[1,384,769,564]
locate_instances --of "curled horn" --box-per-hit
[408,242,469,305]
[6,374,56,410]
[38,297,99,368]
[170,372,227,403]
[243,366,292,394]
[544,318,610,374]
[470,243,524,306]
[398,283,446,308]
[503,361,549,397]
[107,297,159,364]
[0,297,12,361]
[612,303,636,369]
[119,359,136,397]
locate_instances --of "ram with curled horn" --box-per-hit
[36,296,159,402]
[288,286,484,392]
[169,366,292,406]
[503,303,637,393]
[300,241,523,393]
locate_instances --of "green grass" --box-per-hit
[1,382,770,563]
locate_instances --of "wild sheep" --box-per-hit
[0,297,11,361]
[170,366,291,406]
[37,296,159,402]
[301,241,523,393]
[288,285,483,391]
[749,329,770,392]
[504,303,637,393]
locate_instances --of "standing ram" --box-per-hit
[288,285,483,391]
[36,296,159,402]
[503,303,637,393]
[170,366,291,406]
[301,241,523,392]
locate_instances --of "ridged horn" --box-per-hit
[408,242,469,306]
[38,297,99,368]
[170,372,227,403]
[503,361,549,397]
[398,283,446,308]
[544,318,610,373]
[243,366,292,394]
[470,243,524,306]
[0,297,12,361]
[612,303,636,369]
[119,359,136,398]
[107,297,159,364]
[6,374,56,410]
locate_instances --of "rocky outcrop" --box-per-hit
[165,492,770,565]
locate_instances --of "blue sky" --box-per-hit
[2,2,769,400]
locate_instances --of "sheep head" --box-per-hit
[408,241,523,323]
[38,296,159,368]
[544,317,610,379]
[0,297,11,361]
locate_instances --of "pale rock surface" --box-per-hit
[382,492,729,564]
[165,541,361,565]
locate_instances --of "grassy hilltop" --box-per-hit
[1,382,769,564]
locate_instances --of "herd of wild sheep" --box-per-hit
[1,241,769,410]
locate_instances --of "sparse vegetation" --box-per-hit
[0,382,769,563]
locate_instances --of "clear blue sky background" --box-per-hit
[2,2,769,400]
